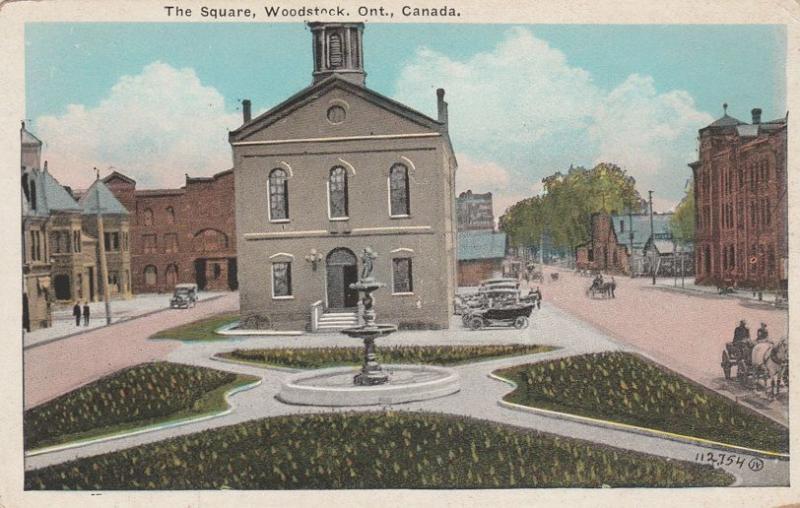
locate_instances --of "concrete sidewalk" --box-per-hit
[25,292,227,349]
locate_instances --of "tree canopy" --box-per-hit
[499,163,644,250]
[670,182,695,244]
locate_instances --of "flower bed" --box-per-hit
[25,411,733,489]
[149,312,239,341]
[25,362,258,451]
[218,344,554,369]
[494,352,789,453]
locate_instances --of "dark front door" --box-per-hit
[326,248,358,309]
[54,274,71,301]
[194,259,207,290]
[227,258,238,290]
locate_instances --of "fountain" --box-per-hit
[341,247,395,386]
[277,247,460,407]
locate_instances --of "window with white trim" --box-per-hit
[269,168,289,220]
[392,258,413,294]
[389,163,410,216]
[272,262,292,297]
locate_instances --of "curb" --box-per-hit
[24,377,262,458]
[488,372,789,460]
[215,321,304,337]
[24,294,228,351]
[210,353,303,374]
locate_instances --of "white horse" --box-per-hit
[751,337,788,400]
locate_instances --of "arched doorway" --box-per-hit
[326,248,359,309]
[165,264,179,288]
[54,274,71,300]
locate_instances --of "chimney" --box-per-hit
[751,108,762,124]
[242,99,252,123]
[436,88,448,125]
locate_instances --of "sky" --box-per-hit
[25,23,786,213]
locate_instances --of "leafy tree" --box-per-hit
[500,163,643,250]
[670,183,695,244]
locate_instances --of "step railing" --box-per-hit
[310,300,323,333]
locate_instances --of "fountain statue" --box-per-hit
[341,247,398,385]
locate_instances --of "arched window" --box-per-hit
[144,265,157,286]
[389,163,410,216]
[268,169,289,221]
[165,206,175,224]
[329,33,343,68]
[143,208,153,226]
[328,166,348,219]
[193,229,228,253]
[165,264,178,287]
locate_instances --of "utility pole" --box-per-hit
[94,168,112,325]
[649,190,656,285]
[627,205,634,278]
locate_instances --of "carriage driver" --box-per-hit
[757,322,770,342]
[732,320,750,344]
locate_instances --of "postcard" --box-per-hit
[0,0,797,506]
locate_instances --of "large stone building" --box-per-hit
[21,123,132,331]
[689,106,788,290]
[456,190,494,231]
[231,22,458,331]
[103,169,237,293]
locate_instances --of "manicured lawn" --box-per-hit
[25,362,259,451]
[149,312,238,341]
[494,352,789,453]
[25,411,733,489]
[217,344,554,369]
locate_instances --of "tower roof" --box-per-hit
[79,179,130,215]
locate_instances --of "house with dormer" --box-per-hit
[230,22,458,331]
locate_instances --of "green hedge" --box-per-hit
[149,312,238,341]
[25,362,256,450]
[219,344,553,369]
[26,411,733,489]
[495,352,789,453]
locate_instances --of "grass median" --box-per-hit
[25,411,733,489]
[494,351,789,454]
[149,312,239,341]
[25,362,259,451]
[217,344,555,369]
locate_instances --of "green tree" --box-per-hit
[670,183,695,244]
[500,163,643,251]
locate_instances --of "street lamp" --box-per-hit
[648,190,655,285]
[305,249,323,271]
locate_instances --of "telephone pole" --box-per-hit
[649,190,655,285]
[94,168,112,325]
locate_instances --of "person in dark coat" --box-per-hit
[733,320,750,343]
[72,302,81,326]
[82,302,90,326]
[757,322,769,342]
[534,286,542,309]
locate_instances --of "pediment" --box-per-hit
[230,77,444,143]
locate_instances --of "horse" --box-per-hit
[751,337,788,400]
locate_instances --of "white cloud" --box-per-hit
[35,61,241,189]
[456,155,510,194]
[393,27,711,218]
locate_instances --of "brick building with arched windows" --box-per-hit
[103,169,237,293]
[689,105,788,291]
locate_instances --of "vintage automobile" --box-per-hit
[170,283,198,309]
[466,302,535,330]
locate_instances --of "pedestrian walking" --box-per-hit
[534,286,542,309]
[72,302,81,327]
[82,302,90,326]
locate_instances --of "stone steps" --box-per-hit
[316,311,359,331]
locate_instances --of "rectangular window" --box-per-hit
[122,232,129,251]
[164,233,178,253]
[104,232,120,251]
[143,234,157,254]
[392,258,413,294]
[272,262,292,298]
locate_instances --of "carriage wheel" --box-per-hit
[514,316,528,329]
[721,351,731,380]
[462,314,471,326]
[469,317,484,331]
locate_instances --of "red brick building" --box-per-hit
[575,212,630,274]
[689,106,788,290]
[103,169,237,293]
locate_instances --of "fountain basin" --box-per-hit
[277,364,461,406]
[340,324,398,339]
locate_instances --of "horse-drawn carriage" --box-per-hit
[721,337,788,399]
[459,278,535,330]
[586,277,615,299]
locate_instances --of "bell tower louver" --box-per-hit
[309,22,366,86]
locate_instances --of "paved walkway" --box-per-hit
[25,292,227,349]
[23,292,239,409]
[24,302,788,486]
[533,266,789,424]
